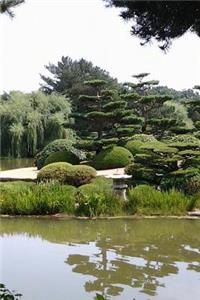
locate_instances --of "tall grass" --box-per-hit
[0,181,198,216]
[127,185,197,215]
[0,181,76,215]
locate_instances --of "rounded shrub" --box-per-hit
[125,140,145,155]
[35,139,85,169]
[37,162,72,183]
[44,150,79,166]
[125,134,157,155]
[93,146,133,170]
[64,165,96,187]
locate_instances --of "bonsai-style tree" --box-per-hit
[125,134,200,189]
[70,79,142,155]
[184,86,200,135]
[121,74,182,138]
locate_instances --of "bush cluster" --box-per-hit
[35,139,84,169]
[44,150,78,166]
[64,165,97,187]
[93,146,133,170]
[0,179,121,217]
[125,134,157,155]
[1,181,199,217]
[37,162,96,187]
[37,162,72,183]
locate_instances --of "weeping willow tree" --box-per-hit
[26,111,43,157]
[45,112,67,142]
[0,91,73,157]
[9,123,24,157]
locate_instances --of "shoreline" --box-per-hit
[1,213,200,220]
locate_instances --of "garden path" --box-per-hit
[0,167,125,181]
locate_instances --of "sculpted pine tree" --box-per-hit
[70,79,142,154]
[185,86,200,134]
[122,73,184,138]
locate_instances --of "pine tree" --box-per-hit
[122,74,185,138]
[70,79,142,155]
[0,0,24,17]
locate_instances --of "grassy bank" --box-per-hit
[0,178,199,217]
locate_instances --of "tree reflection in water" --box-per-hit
[64,220,200,299]
[1,218,200,299]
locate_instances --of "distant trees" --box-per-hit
[0,91,74,157]
[104,1,200,50]
[40,56,119,110]
[0,0,24,17]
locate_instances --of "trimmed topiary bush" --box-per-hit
[125,140,145,156]
[44,150,79,166]
[125,134,157,155]
[64,165,96,187]
[93,146,133,170]
[35,139,85,169]
[37,162,72,183]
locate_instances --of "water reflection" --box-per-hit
[1,218,200,299]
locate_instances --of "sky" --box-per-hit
[1,0,200,94]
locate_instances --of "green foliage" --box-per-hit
[95,294,107,300]
[93,146,133,170]
[122,75,189,138]
[0,283,22,300]
[183,175,200,195]
[70,79,131,153]
[75,186,123,217]
[64,165,96,187]
[0,181,76,215]
[44,150,79,166]
[1,180,199,217]
[35,139,84,169]
[125,132,200,188]
[127,185,196,215]
[37,162,72,183]
[0,91,73,158]
[40,56,119,104]
[125,134,157,155]
[105,1,200,50]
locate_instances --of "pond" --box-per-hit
[0,158,34,171]
[0,218,200,300]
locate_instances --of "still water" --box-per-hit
[0,158,34,171]
[0,218,200,300]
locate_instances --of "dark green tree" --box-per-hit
[125,135,200,189]
[0,0,24,17]
[184,86,200,134]
[104,1,200,50]
[121,74,184,138]
[71,79,141,155]
[40,56,119,110]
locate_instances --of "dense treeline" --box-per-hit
[1,56,200,160]
[0,91,74,157]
